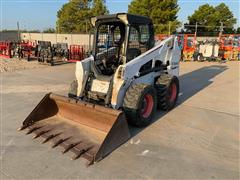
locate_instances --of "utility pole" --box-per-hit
[194,22,198,37]
[194,22,198,46]
[219,22,224,37]
[17,21,20,41]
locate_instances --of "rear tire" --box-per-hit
[123,84,157,127]
[155,74,179,111]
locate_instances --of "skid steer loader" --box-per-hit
[19,13,181,165]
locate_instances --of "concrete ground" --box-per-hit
[0,58,45,73]
[0,61,239,179]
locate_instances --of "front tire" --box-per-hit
[123,84,157,127]
[155,74,179,111]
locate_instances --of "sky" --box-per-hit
[1,0,239,31]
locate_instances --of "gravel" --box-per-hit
[0,58,45,73]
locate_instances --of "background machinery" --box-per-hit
[69,45,86,62]
[51,43,69,64]
[37,41,53,65]
[0,41,13,58]
[19,13,181,165]
[17,41,38,61]
[155,34,170,42]
[196,40,219,61]
[219,34,240,61]
[37,41,69,66]
[182,34,197,61]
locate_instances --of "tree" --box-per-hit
[43,28,56,33]
[236,27,240,34]
[128,0,151,17]
[91,0,109,17]
[56,0,91,33]
[128,0,180,34]
[56,0,108,33]
[185,3,236,35]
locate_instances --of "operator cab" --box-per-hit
[91,13,155,76]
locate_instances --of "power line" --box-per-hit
[153,24,234,28]
[184,24,233,28]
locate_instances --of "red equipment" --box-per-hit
[68,45,86,62]
[0,41,13,58]
[219,34,240,60]
[182,34,197,61]
[155,34,170,41]
[19,41,37,61]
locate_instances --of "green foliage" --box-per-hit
[128,0,180,34]
[56,0,108,33]
[185,3,237,34]
[56,0,91,33]
[43,28,56,33]
[91,0,109,17]
[128,0,151,17]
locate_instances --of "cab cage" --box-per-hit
[91,13,155,62]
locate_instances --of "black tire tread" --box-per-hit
[155,74,179,111]
[123,83,156,127]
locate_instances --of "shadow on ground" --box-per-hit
[130,65,228,137]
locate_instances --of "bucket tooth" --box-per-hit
[52,137,71,148]
[17,125,28,131]
[26,126,42,135]
[62,142,81,154]
[86,158,95,167]
[33,130,51,139]
[71,146,94,160]
[42,133,61,144]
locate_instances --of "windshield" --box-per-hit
[95,22,125,61]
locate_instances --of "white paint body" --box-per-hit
[75,36,180,109]
[199,44,219,58]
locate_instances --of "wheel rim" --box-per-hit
[141,94,154,118]
[169,83,177,102]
